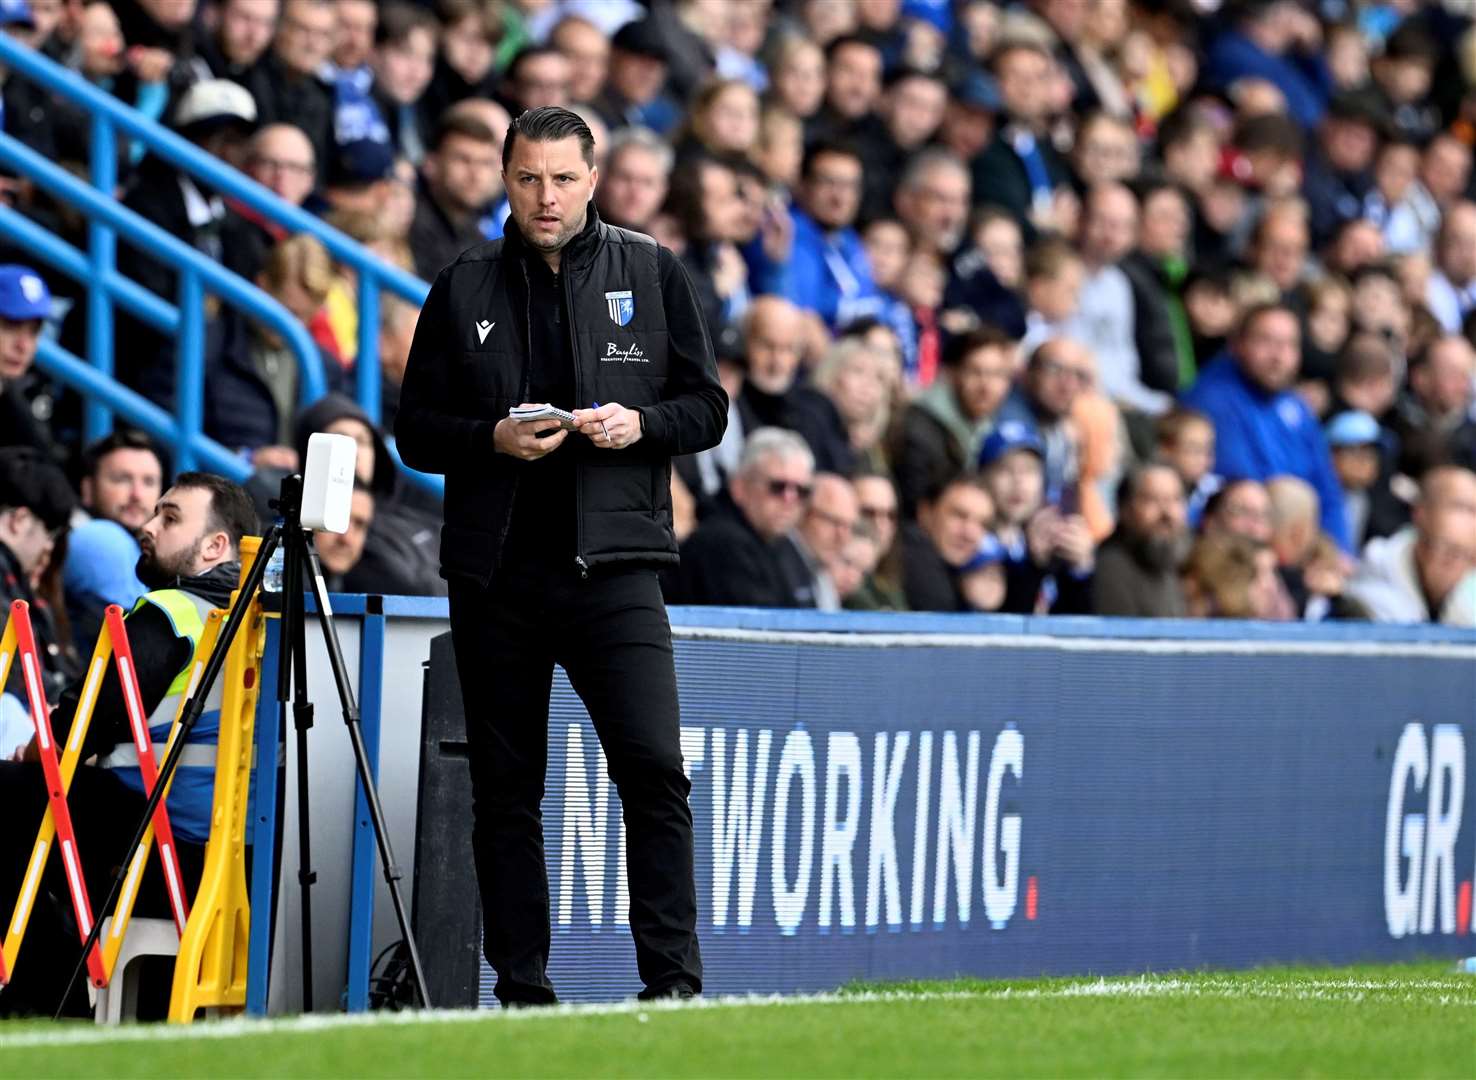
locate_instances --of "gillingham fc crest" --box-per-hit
[605,290,634,327]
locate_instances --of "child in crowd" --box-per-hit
[978,422,1095,614]
[1155,407,1221,528]
[1019,240,1086,357]
[1180,267,1236,373]
[971,206,1024,291]
[1299,276,1353,392]
[1326,409,1407,552]
[1364,136,1429,253]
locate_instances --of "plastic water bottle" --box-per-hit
[1458,956,1476,975]
[262,547,286,593]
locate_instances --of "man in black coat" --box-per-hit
[902,474,995,613]
[117,80,258,406]
[409,114,502,279]
[735,297,854,476]
[243,0,336,176]
[674,427,818,608]
[395,107,725,1007]
[971,38,1073,238]
[0,448,76,706]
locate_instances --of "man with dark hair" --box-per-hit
[0,446,74,699]
[1184,303,1349,548]
[750,140,881,331]
[972,38,1074,236]
[64,430,165,657]
[410,114,502,278]
[196,0,280,84]
[1203,0,1331,130]
[863,67,949,221]
[500,45,572,116]
[893,326,1017,518]
[903,473,995,612]
[1092,463,1191,617]
[396,106,725,1006]
[664,154,752,342]
[0,472,255,1017]
[811,34,886,149]
[370,0,439,163]
[79,430,165,534]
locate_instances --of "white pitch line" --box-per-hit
[0,978,1471,1051]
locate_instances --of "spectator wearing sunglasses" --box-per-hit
[670,427,818,608]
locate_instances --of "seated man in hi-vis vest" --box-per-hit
[0,472,259,1018]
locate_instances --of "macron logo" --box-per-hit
[475,319,494,344]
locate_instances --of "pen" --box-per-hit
[591,402,613,444]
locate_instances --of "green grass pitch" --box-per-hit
[1,962,1472,1078]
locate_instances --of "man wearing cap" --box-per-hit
[0,446,75,706]
[0,264,58,456]
[117,78,258,405]
[592,19,680,136]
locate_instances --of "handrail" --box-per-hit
[0,35,430,432]
[34,339,251,481]
[0,131,327,470]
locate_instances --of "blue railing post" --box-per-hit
[85,112,117,446]
[356,272,381,424]
[176,269,205,473]
[345,599,386,1012]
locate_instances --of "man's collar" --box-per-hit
[503,202,604,271]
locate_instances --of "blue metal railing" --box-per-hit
[0,137,326,473]
[0,37,434,483]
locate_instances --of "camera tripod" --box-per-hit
[56,475,429,1017]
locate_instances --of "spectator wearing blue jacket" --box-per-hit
[750,140,884,331]
[1184,303,1350,551]
[1203,0,1332,130]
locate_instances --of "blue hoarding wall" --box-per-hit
[479,622,1476,1004]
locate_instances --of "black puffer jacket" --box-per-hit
[395,205,727,585]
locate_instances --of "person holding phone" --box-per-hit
[395,107,726,1007]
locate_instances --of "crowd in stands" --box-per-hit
[0,0,1474,663]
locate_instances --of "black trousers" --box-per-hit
[447,561,701,1004]
[0,762,205,1018]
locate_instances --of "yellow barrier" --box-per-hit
[168,535,268,1021]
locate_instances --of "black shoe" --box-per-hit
[639,982,699,1002]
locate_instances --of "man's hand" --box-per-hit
[1052,513,1096,573]
[252,445,300,471]
[495,407,568,459]
[12,736,38,763]
[572,402,643,450]
[1026,506,1060,568]
[127,46,173,83]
